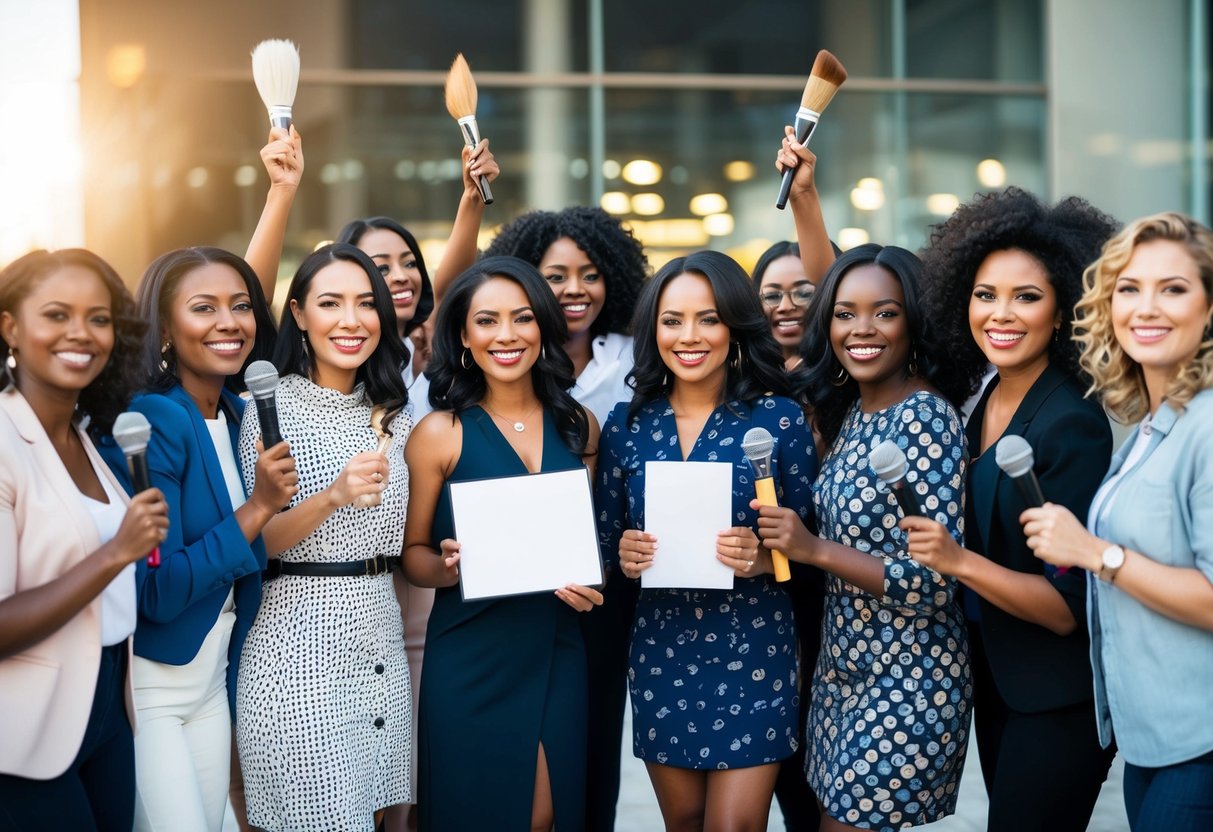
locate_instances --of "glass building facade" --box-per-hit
[66,0,1209,285]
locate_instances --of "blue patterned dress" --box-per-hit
[809,391,971,830]
[595,396,818,770]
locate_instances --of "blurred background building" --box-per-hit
[1,0,1208,288]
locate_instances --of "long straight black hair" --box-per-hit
[796,243,967,445]
[427,255,589,456]
[135,246,277,395]
[273,243,409,422]
[337,216,434,337]
[629,250,790,421]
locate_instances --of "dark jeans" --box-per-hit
[1123,749,1213,832]
[0,643,134,832]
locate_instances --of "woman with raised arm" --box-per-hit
[234,244,413,831]
[904,189,1119,831]
[1020,213,1213,831]
[403,255,602,832]
[600,250,817,831]
[0,249,168,831]
[754,243,973,832]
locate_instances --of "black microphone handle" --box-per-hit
[775,119,819,210]
[1010,472,1046,508]
[257,399,283,449]
[891,479,924,517]
[128,452,152,493]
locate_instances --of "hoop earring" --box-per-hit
[461,349,473,370]
[907,349,920,377]
[831,365,849,387]
[159,342,172,372]
[663,370,672,389]
[729,342,743,371]
[540,343,547,362]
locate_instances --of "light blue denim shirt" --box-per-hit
[1087,388,1213,767]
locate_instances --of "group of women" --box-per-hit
[1,115,1212,832]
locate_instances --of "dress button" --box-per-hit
[374,664,384,674]
[374,717,385,729]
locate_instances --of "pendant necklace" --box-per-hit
[484,401,539,433]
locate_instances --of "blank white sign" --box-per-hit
[642,460,734,590]
[448,467,604,601]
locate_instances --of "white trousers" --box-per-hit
[133,600,236,832]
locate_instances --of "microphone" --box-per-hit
[244,360,284,450]
[994,435,1045,507]
[112,411,160,567]
[775,49,848,210]
[870,439,923,517]
[741,427,791,582]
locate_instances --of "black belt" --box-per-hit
[273,555,400,577]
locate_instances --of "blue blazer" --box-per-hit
[124,385,266,717]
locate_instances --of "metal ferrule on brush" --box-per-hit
[267,105,293,130]
[457,115,481,148]
[792,106,822,143]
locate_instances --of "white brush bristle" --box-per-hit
[251,39,300,108]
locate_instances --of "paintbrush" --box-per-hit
[775,49,847,210]
[444,53,494,205]
[252,39,300,130]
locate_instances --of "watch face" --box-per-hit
[1103,545,1126,569]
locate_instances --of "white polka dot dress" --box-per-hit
[235,374,412,832]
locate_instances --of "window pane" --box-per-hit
[906,0,1043,82]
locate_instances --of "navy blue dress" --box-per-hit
[809,391,972,830]
[419,406,589,832]
[595,396,818,770]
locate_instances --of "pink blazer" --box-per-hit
[0,387,136,780]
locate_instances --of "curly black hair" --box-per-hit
[135,246,278,395]
[797,244,969,446]
[918,187,1119,396]
[629,251,791,421]
[427,255,589,456]
[0,249,147,437]
[484,206,649,337]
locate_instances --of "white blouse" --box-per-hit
[81,454,136,646]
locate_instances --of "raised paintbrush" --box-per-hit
[775,49,847,210]
[252,39,300,130]
[444,53,494,205]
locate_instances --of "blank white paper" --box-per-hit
[642,461,734,590]
[448,467,603,601]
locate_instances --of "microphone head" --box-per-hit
[741,427,775,462]
[995,434,1035,478]
[869,439,908,483]
[244,360,280,401]
[112,411,152,456]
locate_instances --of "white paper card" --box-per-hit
[642,461,734,590]
[449,467,603,601]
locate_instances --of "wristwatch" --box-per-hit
[1097,544,1126,583]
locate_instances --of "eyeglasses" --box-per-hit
[759,287,816,309]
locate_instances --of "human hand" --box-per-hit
[899,516,969,577]
[751,500,817,562]
[462,138,499,195]
[261,125,304,190]
[1021,503,1103,572]
[437,539,461,587]
[555,583,603,611]
[249,438,298,514]
[776,125,818,199]
[716,526,764,577]
[110,488,170,565]
[618,529,657,579]
[325,451,389,508]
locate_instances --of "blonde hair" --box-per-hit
[1074,212,1213,423]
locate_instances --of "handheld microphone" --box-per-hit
[994,435,1045,507]
[996,434,1067,576]
[244,360,284,450]
[112,411,159,567]
[741,427,791,582]
[870,439,923,518]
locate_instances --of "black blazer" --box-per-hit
[965,363,1112,713]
